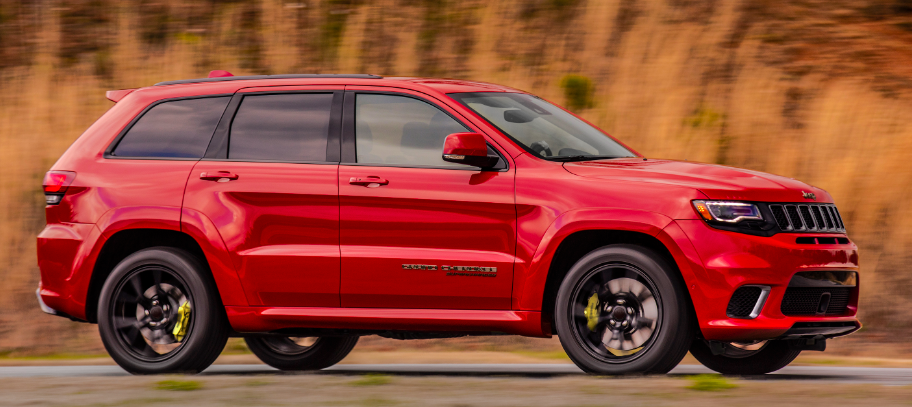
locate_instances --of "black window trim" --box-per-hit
[201,89,344,164]
[341,90,509,172]
[104,94,234,160]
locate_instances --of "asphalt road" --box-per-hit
[2,363,912,384]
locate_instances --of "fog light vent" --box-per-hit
[727,286,769,318]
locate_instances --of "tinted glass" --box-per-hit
[449,92,635,161]
[355,94,468,167]
[113,97,230,158]
[229,93,334,162]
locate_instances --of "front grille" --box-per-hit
[781,287,852,316]
[727,286,763,318]
[769,203,846,233]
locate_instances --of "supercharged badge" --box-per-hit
[402,264,437,270]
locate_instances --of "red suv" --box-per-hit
[38,72,860,375]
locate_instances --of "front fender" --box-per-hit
[513,208,674,311]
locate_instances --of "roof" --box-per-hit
[149,71,522,94]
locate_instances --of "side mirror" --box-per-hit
[442,132,499,168]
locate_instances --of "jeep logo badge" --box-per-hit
[802,191,816,200]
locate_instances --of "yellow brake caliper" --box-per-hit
[172,302,191,342]
[584,293,600,331]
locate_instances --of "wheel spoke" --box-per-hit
[636,317,654,329]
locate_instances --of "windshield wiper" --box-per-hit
[550,155,626,162]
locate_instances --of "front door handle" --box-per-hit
[349,176,389,187]
[200,171,239,182]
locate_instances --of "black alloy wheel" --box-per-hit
[245,335,359,371]
[690,339,801,375]
[569,263,661,360]
[555,245,694,375]
[109,264,191,361]
[98,247,229,374]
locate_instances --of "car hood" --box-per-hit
[563,158,832,203]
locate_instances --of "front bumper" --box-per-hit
[673,219,860,342]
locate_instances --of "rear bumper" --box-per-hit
[36,222,105,321]
[673,220,861,342]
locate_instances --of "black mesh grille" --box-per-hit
[799,205,815,229]
[781,287,852,316]
[771,205,790,230]
[785,205,804,230]
[768,203,846,233]
[812,206,829,229]
[727,286,763,318]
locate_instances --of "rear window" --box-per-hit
[228,93,334,162]
[112,97,230,158]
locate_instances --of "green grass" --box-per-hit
[155,380,202,391]
[349,374,392,386]
[512,350,570,360]
[686,374,737,391]
[0,352,108,360]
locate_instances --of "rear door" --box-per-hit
[183,86,343,307]
[338,88,516,310]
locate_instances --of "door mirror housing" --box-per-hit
[442,133,499,168]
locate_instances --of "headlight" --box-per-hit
[692,201,763,223]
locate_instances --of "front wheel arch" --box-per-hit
[541,230,697,335]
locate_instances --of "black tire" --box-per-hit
[554,245,694,375]
[97,247,229,374]
[244,336,359,370]
[690,340,801,375]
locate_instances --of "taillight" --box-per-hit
[43,171,76,205]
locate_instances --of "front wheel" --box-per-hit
[690,340,801,375]
[554,245,695,375]
[244,336,359,371]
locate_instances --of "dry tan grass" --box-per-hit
[2,0,912,354]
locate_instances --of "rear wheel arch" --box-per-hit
[541,230,696,334]
[85,228,210,323]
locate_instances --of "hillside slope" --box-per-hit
[2,0,912,354]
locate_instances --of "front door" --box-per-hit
[183,87,343,307]
[339,90,516,310]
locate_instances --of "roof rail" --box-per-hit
[154,74,383,86]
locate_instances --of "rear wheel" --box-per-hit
[690,339,801,375]
[97,247,229,374]
[245,336,359,371]
[555,245,694,375]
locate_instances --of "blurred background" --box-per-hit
[1,0,911,357]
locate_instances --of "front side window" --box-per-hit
[229,93,334,162]
[113,97,230,158]
[355,94,469,167]
[449,92,635,161]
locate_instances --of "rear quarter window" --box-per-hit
[112,96,230,158]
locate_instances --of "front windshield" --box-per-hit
[449,92,635,161]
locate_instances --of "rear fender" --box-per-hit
[180,207,249,307]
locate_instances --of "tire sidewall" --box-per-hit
[245,336,359,371]
[555,245,692,374]
[98,247,223,374]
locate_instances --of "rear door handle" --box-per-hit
[200,171,239,182]
[349,176,389,187]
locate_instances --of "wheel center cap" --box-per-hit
[149,306,164,322]
[612,306,627,320]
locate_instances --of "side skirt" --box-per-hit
[226,307,549,338]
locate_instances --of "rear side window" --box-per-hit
[113,97,230,158]
[228,93,334,162]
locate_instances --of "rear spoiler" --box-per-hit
[106,88,136,103]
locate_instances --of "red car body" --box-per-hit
[37,75,860,344]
